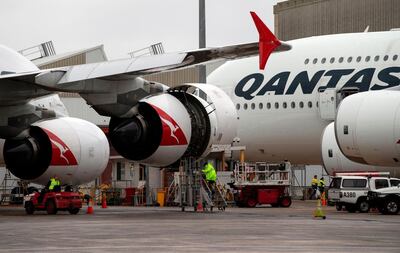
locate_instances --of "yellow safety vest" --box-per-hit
[49,178,61,190]
[202,163,217,182]
[49,178,57,190]
[311,178,318,187]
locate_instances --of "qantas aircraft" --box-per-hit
[0,12,399,186]
[209,13,400,177]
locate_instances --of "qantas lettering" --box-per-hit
[235,67,400,100]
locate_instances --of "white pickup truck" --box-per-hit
[368,186,400,215]
[328,175,400,213]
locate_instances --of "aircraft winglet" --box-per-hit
[250,11,281,70]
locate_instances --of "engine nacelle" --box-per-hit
[336,91,400,167]
[109,83,238,167]
[3,117,109,185]
[322,122,400,178]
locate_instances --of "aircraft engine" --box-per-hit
[335,90,400,167]
[109,83,238,167]
[321,122,400,177]
[3,117,109,185]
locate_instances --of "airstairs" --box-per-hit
[0,169,22,205]
[166,158,226,212]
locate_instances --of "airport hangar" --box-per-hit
[2,0,400,205]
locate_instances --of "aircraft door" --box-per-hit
[318,88,337,120]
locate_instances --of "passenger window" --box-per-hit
[244,103,248,110]
[299,101,304,108]
[283,102,287,108]
[304,59,310,64]
[274,102,279,109]
[356,56,361,62]
[313,58,318,64]
[347,57,353,63]
[374,55,380,62]
[308,101,312,108]
[342,179,367,188]
[375,179,389,189]
[267,103,271,109]
[259,103,263,109]
[338,57,344,63]
[330,57,335,63]
[383,55,389,61]
[291,102,295,108]
[236,104,240,110]
[251,103,255,110]
[390,179,400,186]
[393,55,398,61]
[321,58,326,64]
[329,177,341,189]
[365,56,371,62]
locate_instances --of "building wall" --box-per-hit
[274,0,400,40]
[86,47,107,63]
[145,67,199,87]
[39,53,86,69]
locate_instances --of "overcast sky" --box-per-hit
[0,0,282,59]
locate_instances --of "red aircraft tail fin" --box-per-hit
[250,11,281,70]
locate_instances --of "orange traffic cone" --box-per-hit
[101,197,107,209]
[321,192,327,206]
[196,201,204,212]
[86,199,94,214]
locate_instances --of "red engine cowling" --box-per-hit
[3,117,109,185]
[321,122,400,178]
[336,91,400,167]
[109,83,238,167]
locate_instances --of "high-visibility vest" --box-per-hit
[319,179,325,187]
[49,178,57,190]
[311,178,318,187]
[202,163,217,182]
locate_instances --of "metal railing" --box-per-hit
[234,162,290,186]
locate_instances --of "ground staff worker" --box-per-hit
[318,177,325,194]
[310,175,318,199]
[48,176,61,192]
[202,162,217,200]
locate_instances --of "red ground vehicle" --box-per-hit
[232,162,292,208]
[24,191,82,215]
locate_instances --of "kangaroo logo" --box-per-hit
[43,129,78,166]
[150,105,188,146]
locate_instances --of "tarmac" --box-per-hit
[0,200,399,253]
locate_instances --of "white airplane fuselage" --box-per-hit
[209,31,400,164]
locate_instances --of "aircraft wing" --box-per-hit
[0,41,290,92]
[0,12,290,94]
